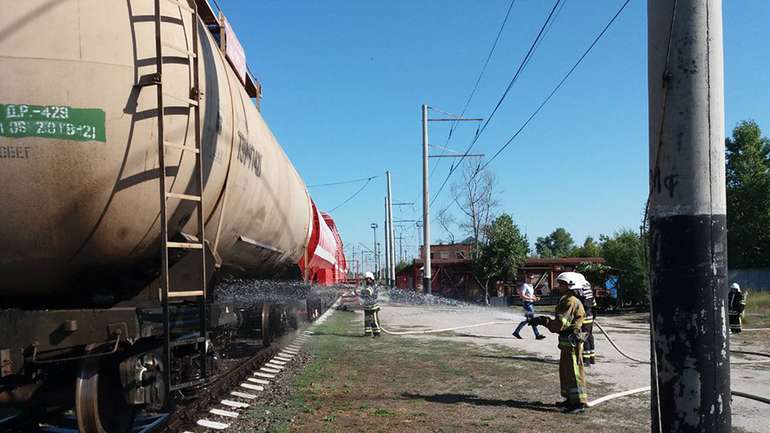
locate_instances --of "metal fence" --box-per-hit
[728,268,770,292]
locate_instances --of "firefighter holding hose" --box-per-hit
[358,272,381,337]
[532,272,588,413]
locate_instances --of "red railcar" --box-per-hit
[298,201,348,285]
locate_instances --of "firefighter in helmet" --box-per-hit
[358,271,381,337]
[728,282,746,334]
[532,272,588,413]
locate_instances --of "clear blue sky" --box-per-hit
[220,0,770,265]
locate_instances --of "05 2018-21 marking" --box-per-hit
[0,103,106,143]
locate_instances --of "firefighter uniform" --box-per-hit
[728,283,746,334]
[544,292,587,408]
[579,284,596,365]
[359,284,381,337]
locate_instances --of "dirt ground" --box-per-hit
[229,297,768,433]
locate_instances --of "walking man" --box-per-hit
[358,272,381,337]
[512,276,546,340]
[728,282,746,334]
[533,272,588,413]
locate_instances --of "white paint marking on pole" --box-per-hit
[230,391,257,400]
[270,359,287,366]
[241,382,264,391]
[260,367,280,374]
[254,371,276,379]
[249,377,270,385]
[210,408,239,418]
[196,419,230,430]
[221,399,250,408]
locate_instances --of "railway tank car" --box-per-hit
[0,0,346,431]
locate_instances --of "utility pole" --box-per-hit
[370,223,378,279]
[421,104,432,295]
[415,221,422,261]
[648,1,729,432]
[421,103,483,295]
[383,197,390,285]
[386,171,395,287]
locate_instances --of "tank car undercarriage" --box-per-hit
[0,294,305,432]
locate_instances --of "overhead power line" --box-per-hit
[430,0,564,207]
[422,0,518,196]
[326,178,375,213]
[307,175,380,188]
[479,0,632,171]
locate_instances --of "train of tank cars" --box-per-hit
[0,1,348,432]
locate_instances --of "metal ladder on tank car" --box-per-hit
[138,0,208,393]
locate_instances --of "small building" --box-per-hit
[395,242,606,304]
[517,257,606,296]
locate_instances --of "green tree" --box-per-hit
[600,229,647,305]
[535,227,575,257]
[475,213,529,304]
[725,120,770,268]
[573,236,602,257]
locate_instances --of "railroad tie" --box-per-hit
[260,367,280,374]
[221,399,250,409]
[230,391,257,400]
[210,408,239,418]
[254,371,276,379]
[196,419,230,430]
[248,377,270,385]
[241,382,264,391]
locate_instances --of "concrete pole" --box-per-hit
[371,223,378,278]
[386,171,396,287]
[648,1,729,432]
[421,104,432,295]
[384,197,390,285]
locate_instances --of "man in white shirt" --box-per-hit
[512,276,546,340]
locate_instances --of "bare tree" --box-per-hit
[436,206,456,244]
[450,160,499,255]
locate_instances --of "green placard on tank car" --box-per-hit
[0,104,106,142]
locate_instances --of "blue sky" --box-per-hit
[220,0,770,265]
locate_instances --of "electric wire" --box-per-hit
[308,175,380,188]
[326,178,374,212]
[430,0,564,207]
[418,0,518,206]
[439,0,518,154]
[477,0,632,172]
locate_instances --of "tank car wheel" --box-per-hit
[75,352,136,433]
[261,303,273,346]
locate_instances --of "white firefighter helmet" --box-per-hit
[730,282,741,291]
[556,272,588,291]
[364,271,375,281]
